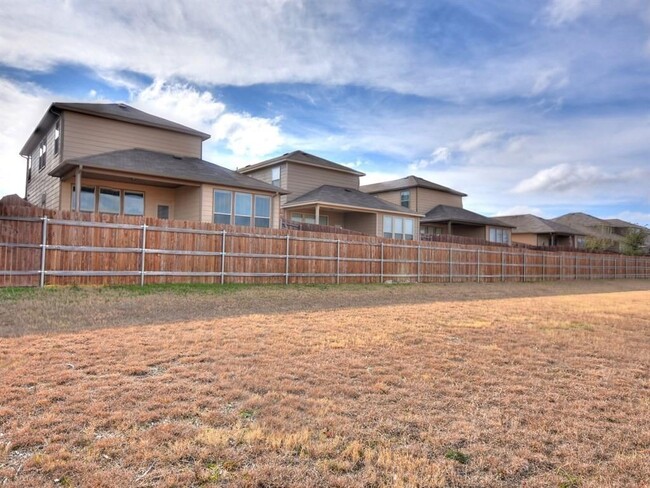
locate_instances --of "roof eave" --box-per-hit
[282,200,423,217]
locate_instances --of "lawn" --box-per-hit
[0,281,649,487]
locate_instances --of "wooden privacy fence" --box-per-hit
[1,210,649,287]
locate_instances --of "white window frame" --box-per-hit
[271,166,281,187]
[38,140,47,170]
[54,120,61,155]
[254,195,271,228]
[234,192,253,226]
[384,216,415,240]
[400,190,410,208]
[213,190,232,225]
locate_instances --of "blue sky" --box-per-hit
[0,0,648,225]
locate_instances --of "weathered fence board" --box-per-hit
[0,206,648,287]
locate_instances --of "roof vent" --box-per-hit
[117,103,129,110]
[172,155,183,160]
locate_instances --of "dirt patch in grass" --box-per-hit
[1,280,648,337]
[0,283,648,486]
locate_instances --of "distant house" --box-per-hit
[552,213,627,251]
[20,103,286,227]
[239,151,423,239]
[496,214,585,248]
[361,175,513,244]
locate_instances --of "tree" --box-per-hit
[622,228,649,256]
[584,235,614,252]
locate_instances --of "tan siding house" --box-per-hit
[239,151,422,239]
[21,103,286,228]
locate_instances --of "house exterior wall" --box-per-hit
[241,163,288,204]
[61,111,203,160]
[59,177,178,218]
[173,186,202,221]
[286,163,360,199]
[511,233,538,246]
[344,212,377,235]
[370,187,463,213]
[25,119,63,209]
[448,225,485,239]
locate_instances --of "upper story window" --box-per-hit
[54,120,61,155]
[27,156,32,182]
[271,166,281,187]
[400,190,410,208]
[488,227,510,244]
[38,139,47,170]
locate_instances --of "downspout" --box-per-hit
[75,165,83,212]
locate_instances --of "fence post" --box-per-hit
[542,252,545,281]
[575,254,578,280]
[140,224,147,286]
[336,239,340,285]
[448,248,453,283]
[501,249,505,282]
[220,230,226,284]
[613,256,617,279]
[39,216,48,288]
[476,249,480,283]
[285,234,290,285]
[560,253,563,281]
[380,243,384,283]
[522,251,526,282]
[589,255,593,280]
[417,245,421,283]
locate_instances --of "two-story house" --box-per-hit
[20,103,286,227]
[238,151,423,239]
[496,214,585,247]
[360,176,514,244]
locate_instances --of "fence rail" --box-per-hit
[0,210,648,287]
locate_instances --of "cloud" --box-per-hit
[512,163,617,194]
[543,0,600,26]
[493,205,545,217]
[457,131,501,153]
[0,79,51,198]
[212,113,283,158]
[131,80,284,160]
[531,67,569,95]
[409,147,451,170]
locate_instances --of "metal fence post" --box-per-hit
[380,243,384,283]
[501,249,505,282]
[285,234,290,285]
[220,230,226,284]
[140,223,147,286]
[417,245,421,283]
[39,216,48,288]
[336,239,340,285]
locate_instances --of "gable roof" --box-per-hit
[552,213,625,242]
[360,175,466,197]
[496,214,584,235]
[422,205,514,227]
[238,151,365,176]
[21,102,210,155]
[283,185,422,216]
[49,148,288,194]
[604,218,647,230]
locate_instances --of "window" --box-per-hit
[54,120,61,155]
[99,188,121,214]
[291,213,328,225]
[254,195,271,228]
[404,219,414,240]
[124,191,144,216]
[394,217,404,240]
[383,216,393,238]
[488,227,510,244]
[38,140,47,170]
[214,190,232,224]
[71,186,96,212]
[27,156,32,182]
[384,216,415,240]
[271,166,281,187]
[157,205,170,219]
[235,193,252,226]
[400,190,410,208]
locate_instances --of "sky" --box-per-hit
[0,0,648,225]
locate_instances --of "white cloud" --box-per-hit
[531,67,569,95]
[543,0,600,26]
[512,163,617,194]
[409,147,451,170]
[212,113,283,158]
[493,205,546,217]
[457,131,501,153]
[0,79,51,199]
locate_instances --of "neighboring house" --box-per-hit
[496,214,585,248]
[552,213,626,251]
[20,103,286,227]
[239,151,423,239]
[361,175,513,244]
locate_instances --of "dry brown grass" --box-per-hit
[1,281,649,487]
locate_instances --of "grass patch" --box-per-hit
[444,448,469,464]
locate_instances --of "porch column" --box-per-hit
[315,204,320,225]
[74,165,82,211]
[447,221,452,235]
